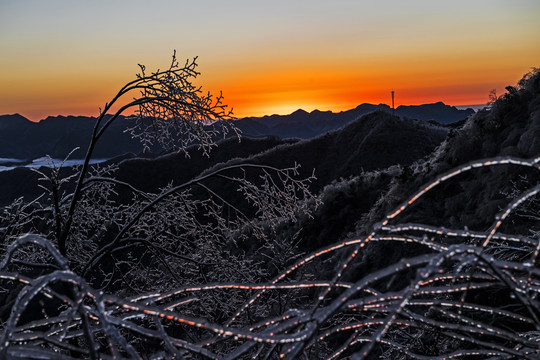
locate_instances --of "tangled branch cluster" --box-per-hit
[124,51,235,155]
[0,52,321,358]
[1,157,539,359]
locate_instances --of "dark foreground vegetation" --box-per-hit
[0,55,539,359]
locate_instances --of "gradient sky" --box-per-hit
[1,0,539,121]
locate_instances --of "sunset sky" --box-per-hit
[1,0,539,121]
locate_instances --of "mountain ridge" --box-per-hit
[0,110,447,206]
[0,101,473,160]
[285,68,540,250]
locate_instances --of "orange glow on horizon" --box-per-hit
[3,75,529,122]
[0,34,540,121]
[206,64,533,119]
[2,58,535,122]
[1,1,538,122]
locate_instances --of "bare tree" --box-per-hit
[0,52,318,301]
[57,50,238,257]
[487,88,498,106]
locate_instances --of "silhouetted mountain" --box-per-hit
[111,136,297,193]
[0,110,447,207]
[0,102,472,160]
[0,136,295,206]
[205,111,447,192]
[0,114,142,159]
[0,114,33,130]
[396,101,475,124]
[365,71,540,232]
[281,69,540,250]
[235,103,392,139]
[193,111,448,247]
[235,102,473,139]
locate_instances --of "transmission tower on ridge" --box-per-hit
[391,90,395,116]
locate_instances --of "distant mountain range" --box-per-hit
[0,102,474,160]
[0,114,139,160]
[0,74,537,242]
[210,111,448,192]
[0,111,447,206]
[234,102,474,139]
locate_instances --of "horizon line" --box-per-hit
[2,101,487,123]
